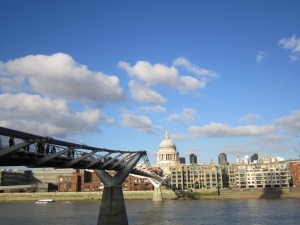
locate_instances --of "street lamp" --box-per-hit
[217,170,220,195]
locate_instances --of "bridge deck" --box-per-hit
[0,126,147,171]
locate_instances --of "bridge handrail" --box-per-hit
[0,126,146,154]
[0,126,150,172]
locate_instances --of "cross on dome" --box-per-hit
[165,128,170,139]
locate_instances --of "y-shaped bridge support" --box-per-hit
[148,176,168,202]
[94,153,144,225]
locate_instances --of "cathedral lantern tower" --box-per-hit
[157,129,179,175]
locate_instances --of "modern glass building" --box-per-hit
[218,153,227,165]
[189,153,197,164]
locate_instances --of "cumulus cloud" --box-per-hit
[119,58,214,92]
[173,57,217,78]
[167,108,198,123]
[136,105,166,113]
[0,53,125,103]
[0,93,113,137]
[259,135,289,145]
[256,51,269,63]
[240,113,261,123]
[273,110,300,134]
[128,80,166,104]
[189,123,275,138]
[278,35,300,61]
[0,75,27,92]
[120,112,161,133]
[278,35,300,52]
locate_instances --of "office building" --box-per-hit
[251,154,258,163]
[190,154,197,164]
[179,157,186,164]
[218,153,227,164]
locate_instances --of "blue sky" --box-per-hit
[0,0,299,165]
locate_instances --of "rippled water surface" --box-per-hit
[0,199,299,225]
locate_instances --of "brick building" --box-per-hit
[290,161,300,187]
[57,169,160,192]
[82,170,103,192]
[58,172,82,192]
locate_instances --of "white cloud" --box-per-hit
[120,112,161,133]
[136,105,166,113]
[260,135,289,145]
[119,59,213,92]
[273,110,300,134]
[167,108,198,123]
[278,35,300,61]
[0,53,125,103]
[128,80,166,104]
[0,75,27,92]
[240,113,261,123]
[189,123,275,138]
[0,93,113,137]
[279,35,300,52]
[256,51,269,63]
[173,57,217,78]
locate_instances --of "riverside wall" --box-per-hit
[1,189,300,202]
[0,190,177,201]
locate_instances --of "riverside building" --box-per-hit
[220,164,236,188]
[288,161,300,187]
[169,161,223,190]
[155,129,294,190]
[0,169,33,186]
[235,161,290,188]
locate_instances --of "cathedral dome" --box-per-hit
[159,129,176,149]
[157,129,179,175]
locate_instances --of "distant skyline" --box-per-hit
[0,1,299,165]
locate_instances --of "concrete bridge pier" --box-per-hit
[94,153,143,225]
[97,182,127,225]
[152,186,163,202]
[148,178,164,202]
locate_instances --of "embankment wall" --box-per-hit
[1,188,300,201]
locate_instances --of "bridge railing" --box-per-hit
[0,126,147,171]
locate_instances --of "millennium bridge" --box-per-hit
[0,126,167,225]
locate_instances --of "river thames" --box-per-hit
[0,199,299,225]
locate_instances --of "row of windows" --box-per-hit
[172,178,218,182]
[172,172,220,176]
[239,180,286,185]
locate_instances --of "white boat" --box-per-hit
[36,199,54,204]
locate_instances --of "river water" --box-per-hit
[0,199,299,225]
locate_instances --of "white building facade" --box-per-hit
[235,162,290,189]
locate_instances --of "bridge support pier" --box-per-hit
[94,153,143,225]
[152,186,163,202]
[97,184,127,225]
